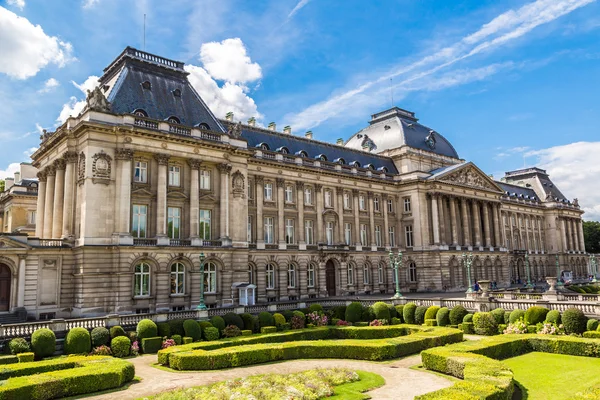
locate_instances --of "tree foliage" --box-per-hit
[584,221,600,253]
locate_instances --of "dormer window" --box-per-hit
[365,164,375,171]
[276,147,289,154]
[133,109,148,117]
[350,161,361,168]
[257,143,270,151]
[172,88,182,97]
[167,116,180,124]
[377,167,388,173]
[141,81,151,90]
[198,123,210,130]
[295,150,308,158]
[316,154,327,162]
[334,158,345,165]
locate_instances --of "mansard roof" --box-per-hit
[496,181,541,202]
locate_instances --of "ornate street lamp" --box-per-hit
[555,253,563,287]
[524,252,533,289]
[196,252,207,310]
[462,252,473,294]
[388,250,403,299]
[591,255,598,283]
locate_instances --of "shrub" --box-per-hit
[391,317,401,325]
[524,306,549,325]
[258,312,275,328]
[369,319,386,326]
[460,322,474,334]
[128,331,138,343]
[223,325,242,338]
[292,310,305,320]
[345,302,363,323]
[372,302,391,321]
[424,306,440,321]
[504,319,527,334]
[388,305,397,320]
[273,313,286,327]
[242,330,253,336]
[490,308,505,325]
[463,313,473,323]
[90,345,112,356]
[111,336,130,358]
[16,352,34,363]
[509,309,526,324]
[183,319,202,342]
[131,341,139,356]
[91,327,110,347]
[403,303,417,324]
[436,307,450,327]
[527,325,536,334]
[8,338,30,355]
[168,319,185,336]
[309,304,323,314]
[563,308,587,334]
[162,339,176,349]
[204,327,220,341]
[361,306,375,322]
[291,315,305,330]
[498,324,507,334]
[583,331,600,338]
[137,319,158,340]
[223,313,245,330]
[449,305,468,326]
[210,316,226,333]
[281,310,294,322]
[199,322,214,340]
[240,313,255,332]
[307,312,328,327]
[333,306,347,320]
[337,320,350,326]
[65,328,91,355]
[473,312,498,336]
[157,322,171,338]
[395,305,404,323]
[261,326,277,334]
[110,325,126,339]
[425,319,437,326]
[504,312,511,324]
[141,337,163,353]
[545,310,561,324]
[172,334,182,345]
[588,319,599,332]
[414,306,428,325]
[183,337,193,344]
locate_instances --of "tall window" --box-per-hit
[287,264,296,288]
[305,220,314,245]
[285,185,294,203]
[378,263,384,284]
[28,211,36,225]
[204,262,217,293]
[134,262,150,296]
[307,264,315,287]
[363,265,370,285]
[304,188,312,205]
[347,263,354,285]
[360,224,368,246]
[134,161,147,183]
[248,264,255,284]
[325,190,332,207]
[326,221,334,245]
[247,216,252,242]
[266,264,275,289]
[199,210,211,240]
[408,262,417,283]
[374,197,380,212]
[170,262,185,294]
[132,205,147,238]
[264,217,274,244]
[264,183,273,201]
[359,195,366,210]
[167,207,181,239]
[343,192,350,209]
[403,197,411,213]
[387,199,393,213]
[285,219,295,244]
[200,169,211,190]
[344,223,352,245]
[168,165,180,186]
[389,227,396,247]
[405,225,413,247]
[375,225,382,247]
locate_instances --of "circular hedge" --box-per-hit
[562,308,587,334]
[203,327,220,341]
[111,336,130,358]
[309,304,323,314]
[424,306,440,321]
[223,313,244,330]
[8,338,30,355]
[415,306,428,325]
[241,313,255,331]
[524,306,549,325]
[333,306,347,320]
[436,307,450,327]
[91,327,110,347]
[473,312,498,336]
[463,313,473,323]
[65,327,91,355]
[171,334,182,345]
[361,306,375,322]
[545,310,561,324]
[403,303,417,324]
[394,305,404,323]
[110,325,126,339]
[587,319,599,332]
[168,319,185,336]
[210,316,226,333]
[199,321,214,340]
[372,302,391,321]
[183,319,202,341]
[273,313,286,327]
[345,302,363,323]
[258,312,275,328]
[449,305,468,326]
[388,305,398,320]
[157,322,171,338]
[136,319,158,340]
[509,309,525,324]
[490,308,505,325]
[31,328,56,359]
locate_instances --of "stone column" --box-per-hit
[188,159,201,240]
[525,215,532,251]
[52,159,66,238]
[482,202,491,247]
[155,154,170,241]
[61,151,78,239]
[560,218,568,252]
[578,220,586,252]
[43,166,56,239]
[255,177,264,248]
[430,193,440,245]
[353,189,360,247]
[492,203,501,248]
[219,163,232,239]
[537,217,544,252]
[17,255,26,308]
[471,200,481,247]
[565,218,573,252]
[368,191,375,247]
[35,171,47,237]
[383,194,391,247]
[276,178,285,247]
[315,184,323,243]
[461,198,471,246]
[296,182,305,248]
[438,195,446,245]
[336,187,344,245]
[570,219,578,252]
[449,196,459,246]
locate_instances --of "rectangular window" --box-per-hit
[285,219,295,244]
[374,197,380,212]
[264,217,274,244]
[305,220,314,245]
[389,227,396,247]
[304,188,312,205]
[326,221,334,245]
[247,216,252,242]
[200,169,211,190]
[403,197,411,213]
[264,183,273,201]
[325,190,332,208]
[405,225,413,247]
[285,185,294,203]
[387,199,393,213]
[360,224,368,246]
[363,266,370,285]
[132,205,147,238]
[375,225,382,247]
[344,223,352,245]
[359,195,366,210]
[266,266,275,289]
[347,264,354,285]
[28,211,36,225]
[167,207,181,239]
[134,161,147,183]
[378,264,384,284]
[343,192,350,209]
[307,264,315,287]
[168,165,180,187]
[199,210,211,240]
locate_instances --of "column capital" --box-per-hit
[46,165,56,176]
[54,159,66,171]
[187,159,202,170]
[17,254,27,261]
[295,181,304,190]
[382,193,389,200]
[154,153,170,165]
[255,176,264,185]
[115,148,134,161]
[64,151,79,163]
[335,187,344,196]
[217,163,232,174]
[37,171,47,182]
[315,184,323,193]
[352,189,359,196]
[276,178,285,188]
[367,191,374,199]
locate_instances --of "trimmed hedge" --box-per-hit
[258,312,275,328]
[204,327,219,341]
[157,322,171,338]
[583,331,600,339]
[110,325,126,339]
[588,319,599,332]
[210,316,226,333]
[223,313,245,330]
[141,337,162,354]
[0,355,18,365]
[449,305,468,326]
[91,327,110,348]
[403,303,417,324]
[424,319,437,327]
[436,307,450,327]
[395,305,404,323]
[415,306,428,325]
[0,355,134,399]
[424,306,440,321]
[17,352,34,363]
[460,322,474,334]
[241,313,255,331]
[490,308,505,325]
[273,313,286,327]
[463,313,473,323]
[137,319,158,340]
[168,319,185,336]
[261,326,277,334]
[242,330,252,336]
[473,312,498,336]
[524,306,549,325]
[172,335,182,345]
[563,307,587,334]
[345,302,363,323]
[31,328,56,359]
[183,337,193,344]
[65,327,92,355]
[545,310,561,324]
[308,304,323,314]
[509,309,525,324]
[373,302,391,321]
[111,336,130,358]
[183,319,202,342]
[8,338,30,355]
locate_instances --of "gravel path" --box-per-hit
[87,354,451,400]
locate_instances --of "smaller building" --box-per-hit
[0,163,39,235]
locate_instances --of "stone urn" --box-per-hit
[546,276,558,292]
[478,280,491,297]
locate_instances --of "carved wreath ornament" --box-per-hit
[232,170,245,199]
[92,151,112,184]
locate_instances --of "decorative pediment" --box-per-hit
[131,186,153,197]
[199,192,217,202]
[167,190,188,200]
[433,163,503,192]
[0,237,30,250]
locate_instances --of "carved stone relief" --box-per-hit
[92,151,112,184]
[232,170,245,199]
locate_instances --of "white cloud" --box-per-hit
[6,0,25,10]
[38,77,60,93]
[23,147,37,158]
[0,163,20,180]
[199,38,262,84]
[72,75,99,94]
[82,0,99,8]
[0,7,74,79]
[287,0,311,19]
[56,76,100,123]
[526,142,600,221]
[494,146,530,160]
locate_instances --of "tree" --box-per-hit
[0,180,4,192]
[584,221,600,253]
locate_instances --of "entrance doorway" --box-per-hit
[0,265,11,311]
[325,260,336,296]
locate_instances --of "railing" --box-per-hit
[263,152,276,160]
[169,124,191,136]
[134,117,159,130]
[65,317,106,330]
[201,240,222,247]
[167,310,198,320]
[133,238,158,246]
[170,239,191,247]
[38,239,64,247]
[199,131,221,142]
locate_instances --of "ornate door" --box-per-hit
[0,265,11,312]
[325,260,336,297]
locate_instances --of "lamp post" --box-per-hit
[555,253,563,287]
[196,252,207,310]
[591,255,598,283]
[462,252,473,294]
[388,250,403,299]
[524,252,533,289]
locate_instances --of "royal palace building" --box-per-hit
[0,47,589,319]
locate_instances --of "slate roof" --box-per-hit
[496,181,540,202]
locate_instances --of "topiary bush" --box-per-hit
[8,338,30,355]
[203,327,220,341]
[463,313,473,323]
[372,302,391,321]
[403,303,417,324]
[395,305,404,323]
[168,319,185,336]
[241,313,255,332]
[333,306,347,320]
[562,308,587,335]
[64,327,92,355]
[273,313,286,328]
[524,306,549,325]
[210,316,226,334]
[137,319,158,340]
[17,352,34,363]
[509,309,525,324]
[424,306,440,321]
[345,302,363,323]
[361,306,375,322]
[490,308,505,325]
[425,319,437,326]
[261,326,277,334]
[31,328,56,359]
[183,337,193,344]
[388,305,397,321]
[110,325,126,339]
[281,310,294,322]
[588,319,599,332]
[473,312,498,336]
[223,325,242,338]
[309,304,323,314]
[157,322,171,338]
[504,312,511,325]
[449,305,468,326]
[183,319,202,342]
[436,307,450,327]
[111,336,130,358]
[415,306,428,325]
[91,327,110,347]
[223,313,244,330]
[545,310,561,324]
[141,337,162,354]
[258,312,275,328]
[171,334,182,345]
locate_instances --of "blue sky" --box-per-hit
[1,0,599,220]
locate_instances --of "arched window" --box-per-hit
[408,262,417,283]
[315,154,327,161]
[170,262,185,295]
[378,166,388,173]
[204,262,217,293]
[134,262,151,297]
[307,264,315,287]
[167,116,180,124]
[276,147,289,154]
[287,264,296,288]
[296,150,308,158]
[248,264,256,285]
[378,263,384,284]
[351,161,361,168]
[141,81,151,90]
[333,157,345,164]
[347,263,354,285]
[366,164,375,171]
[257,143,270,151]
[266,264,275,289]
[363,264,370,285]
[198,123,210,130]
[133,109,148,117]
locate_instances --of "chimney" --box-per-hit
[283,125,291,135]
[5,178,14,190]
[268,122,276,131]
[225,111,234,122]
[13,171,20,184]
[247,117,256,127]
[305,131,313,139]
[336,138,344,145]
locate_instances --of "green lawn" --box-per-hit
[329,371,385,399]
[503,352,600,400]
